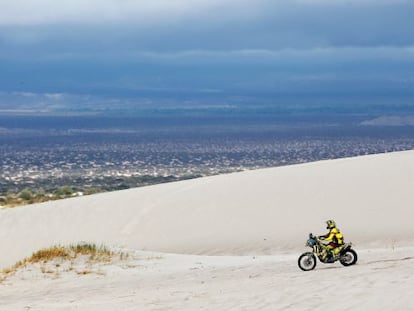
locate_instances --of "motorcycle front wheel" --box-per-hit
[298,252,317,271]
[339,249,358,266]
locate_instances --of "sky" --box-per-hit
[1,0,414,115]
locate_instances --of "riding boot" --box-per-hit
[326,251,335,263]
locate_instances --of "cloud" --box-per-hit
[0,0,410,26]
[294,0,410,5]
[2,0,414,52]
[1,0,414,110]
[0,0,255,25]
[4,46,413,65]
[1,46,413,98]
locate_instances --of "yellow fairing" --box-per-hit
[333,247,342,255]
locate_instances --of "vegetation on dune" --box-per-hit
[0,186,84,208]
[0,243,128,283]
[0,174,202,208]
[26,243,113,263]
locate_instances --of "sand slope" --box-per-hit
[1,151,414,269]
[1,247,414,310]
[1,150,414,310]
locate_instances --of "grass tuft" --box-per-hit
[30,246,71,263]
[0,242,123,283]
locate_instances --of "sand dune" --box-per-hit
[1,150,414,267]
[1,150,414,310]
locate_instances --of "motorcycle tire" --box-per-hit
[339,249,358,266]
[298,252,317,271]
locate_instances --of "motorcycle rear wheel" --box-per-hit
[339,249,358,266]
[298,252,317,271]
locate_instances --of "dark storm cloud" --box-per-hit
[0,0,414,113]
[2,0,414,53]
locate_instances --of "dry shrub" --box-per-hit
[1,243,119,283]
[70,243,112,262]
[30,246,71,263]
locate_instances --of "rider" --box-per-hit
[319,220,344,261]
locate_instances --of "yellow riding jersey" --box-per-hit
[324,228,344,245]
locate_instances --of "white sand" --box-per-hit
[1,150,414,310]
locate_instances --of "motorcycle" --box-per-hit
[298,233,358,271]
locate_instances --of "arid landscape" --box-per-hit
[1,151,414,310]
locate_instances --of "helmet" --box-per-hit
[326,220,336,229]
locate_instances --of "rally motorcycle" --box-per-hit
[298,233,358,271]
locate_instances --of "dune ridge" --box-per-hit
[1,151,414,269]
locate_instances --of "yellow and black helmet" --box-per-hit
[326,220,336,229]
